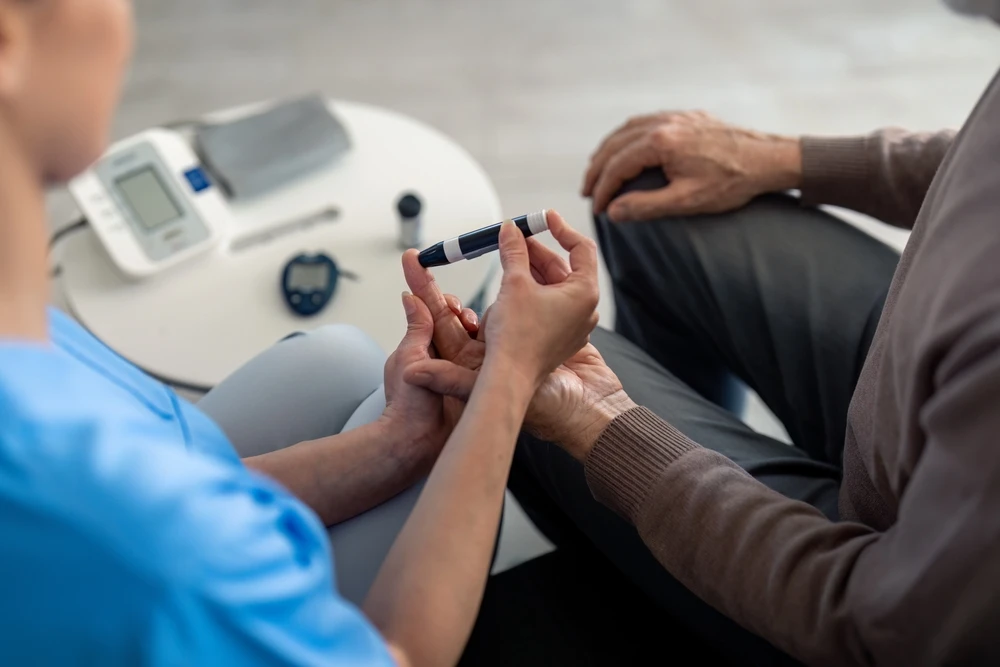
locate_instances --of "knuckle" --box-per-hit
[505,272,531,290]
[650,126,676,151]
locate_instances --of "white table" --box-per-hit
[59,100,502,388]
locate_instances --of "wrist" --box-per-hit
[482,352,543,401]
[566,391,638,461]
[371,414,436,475]
[754,134,802,193]
[480,355,539,409]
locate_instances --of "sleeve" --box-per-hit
[799,129,956,229]
[151,466,397,667]
[584,371,1000,667]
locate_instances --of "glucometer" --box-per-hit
[282,253,340,317]
[418,210,549,268]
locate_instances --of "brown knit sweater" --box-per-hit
[584,77,1000,665]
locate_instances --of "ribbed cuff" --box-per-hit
[584,407,700,524]
[799,135,871,207]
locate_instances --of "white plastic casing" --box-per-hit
[68,128,231,280]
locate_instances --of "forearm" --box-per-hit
[584,407,878,665]
[584,403,1000,666]
[244,419,426,526]
[800,128,956,228]
[363,369,533,667]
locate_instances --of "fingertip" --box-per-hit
[401,291,415,317]
[461,308,479,329]
[402,248,431,286]
[607,200,626,223]
[401,248,421,270]
[545,209,565,231]
[499,219,524,251]
[499,219,517,240]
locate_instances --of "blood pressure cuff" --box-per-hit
[195,94,351,200]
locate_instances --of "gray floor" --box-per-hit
[49,0,1000,571]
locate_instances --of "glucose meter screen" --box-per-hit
[289,264,329,291]
[116,168,183,231]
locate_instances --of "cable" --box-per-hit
[140,368,214,396]
[49,217,89,249]
[163,118,204,133]
[65,304,216,395]
[49,217,89,278]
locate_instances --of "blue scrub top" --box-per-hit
[0,310,395,666]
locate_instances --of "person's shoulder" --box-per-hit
[0,344,235,567]
[0,362,390,663]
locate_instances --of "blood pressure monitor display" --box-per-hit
[116,167,183,231]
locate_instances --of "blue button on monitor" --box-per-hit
[184,167,211,193]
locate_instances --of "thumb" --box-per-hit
[400,292,433,347]
[607,180,698,222]
[498,220,530,274]
[404,358,478,401]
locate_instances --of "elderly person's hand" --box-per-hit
[583,111,802,222]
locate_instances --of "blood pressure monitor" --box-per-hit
[69,128,231,280]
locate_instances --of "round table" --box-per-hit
[59,100,502,389]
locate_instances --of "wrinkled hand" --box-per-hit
[402,211,634,460]
[379,292,455,471]
[583,110,802,223]
[401,250,486,429]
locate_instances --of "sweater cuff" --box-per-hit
[584,406,700,524]
[799,135,871,207]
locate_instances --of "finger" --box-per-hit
[402,250,470,359]
[591,137,662,214]
[404,358,478,401]
[525,236,570,285]
[498,220,530,275]
[460,308,479,334]
[585,113,668,170]
[400,291,434,348]
[545,211,599,280]
[607,179,699,222]
[444,294,463,316]
[476,306,492,343]
[583,125,653,197]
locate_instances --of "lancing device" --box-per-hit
[418,210,549,268]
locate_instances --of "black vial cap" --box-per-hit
[397,193,423,219]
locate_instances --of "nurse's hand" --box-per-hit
[378,293,455,471]
[403,211,632,461]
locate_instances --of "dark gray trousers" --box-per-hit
[509,172,900,664]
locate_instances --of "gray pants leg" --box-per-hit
[510,172,900,665]
[198,324,424,606]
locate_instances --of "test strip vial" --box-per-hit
[397,193,423,250]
